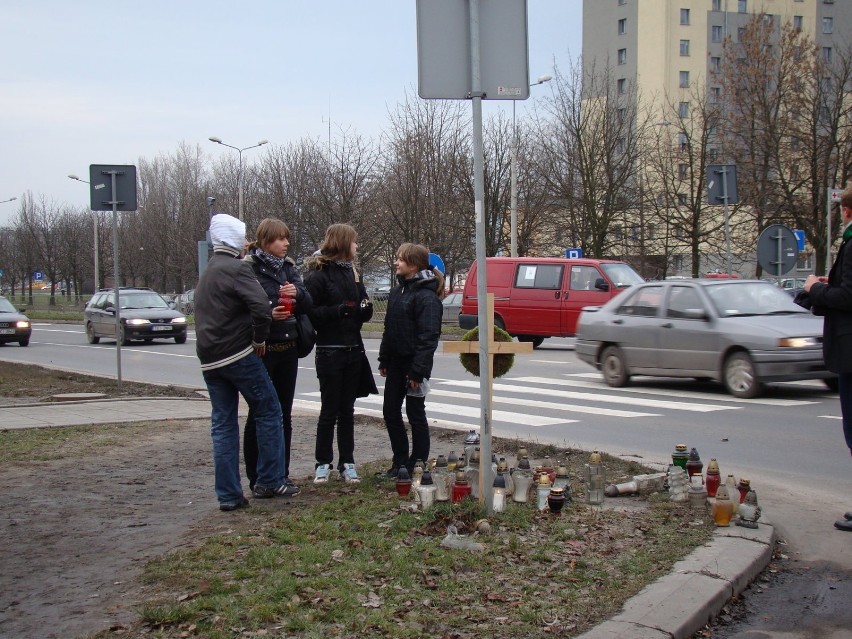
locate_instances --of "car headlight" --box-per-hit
[171,317,187,325]
[126,318,151,326]
[777,337,818,348]
[15,321,29,329]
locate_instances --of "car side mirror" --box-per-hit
[681,308,708,320]
[104,304,116,313]
[17,306,26,313]
[594,278,609,291]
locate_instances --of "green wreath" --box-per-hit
[459,326,515,378]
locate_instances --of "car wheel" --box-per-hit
[601,345,630,387]
[18,337,29,347]
[494,316,506,331]
[824,377,839,392]
[85,322,100,344]
[174,334,187,344]
[532,337,544,348]
[119,325,131,346]
[723,352,762,399]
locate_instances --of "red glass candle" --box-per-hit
[395,467,412,497]
[737,478,751,504]
[452,470,471,503]
[705,458,721,498]
[277,296,295,313]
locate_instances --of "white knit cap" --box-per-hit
[209,213,246,250]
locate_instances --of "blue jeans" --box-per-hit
[203,354,284,506]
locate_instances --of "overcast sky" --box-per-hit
[0,1,582,226]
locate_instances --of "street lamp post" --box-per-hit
[0,197,16,205]
[68,175,100,291]
[511,75,551,257]
[208,137,269,221]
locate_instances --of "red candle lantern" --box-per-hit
[395,467,412,497]
[705,458,721,498]
[451,469,471,503]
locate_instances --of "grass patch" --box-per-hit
[118,459,713,639]
[0,420,188,463]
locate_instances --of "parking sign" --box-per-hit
[565,248,583,259]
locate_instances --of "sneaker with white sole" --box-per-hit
[313,463,333,483]
[340,463,360,483]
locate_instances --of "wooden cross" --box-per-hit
[443,293,533,510]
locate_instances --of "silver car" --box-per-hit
[575,279,835,398]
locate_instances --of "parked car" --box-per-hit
[0,296,32,346]
[458,257,644,347]
[84,287,188,345]
[442,292,462,324]
[369,286,392,302]
[575,279,835,398]
[780,277,808,290]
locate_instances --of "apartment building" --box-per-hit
[584,0,852,106]
[582,0,852,278]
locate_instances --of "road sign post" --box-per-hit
[89,164,138,391]
[827,187,843,275]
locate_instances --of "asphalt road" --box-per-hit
[3,323,851,636]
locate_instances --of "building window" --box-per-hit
[679,102,689,118]
[617,137,626,154]
[680,39,690,56]
[619,0,626,5]
[708,148,718,161]
[738,27,746,41]
[710,56,721,72]
[675,224,685,238]
[709,125,717,137]
[678,163,689,179]
[617,78,626,95]
[823,17,833,34]
[618,18,626,35]
[680,8,690,25]
[793,15,803,31]
[679,71,689,88]
[711,86,721,103]
[618,48,627,64]
[712,0,721,10]
[678,132,689,152]
[823,47,832,63]
[738,0,747,12]
[618,107,626,123]
[712,26,723,43]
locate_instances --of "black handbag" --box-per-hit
[295,314,316,358]
[356,349,378,397]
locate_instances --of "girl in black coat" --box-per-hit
[378,243,443,477]
[243,218,312,494]
[303,223,374,484]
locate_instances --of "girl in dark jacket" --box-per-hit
[303,223,373,484]
[378,243,443,477]
[243,218,312,494]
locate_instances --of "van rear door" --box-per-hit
[509,262,565,334]
[562,264,613,335]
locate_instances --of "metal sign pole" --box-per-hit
[469,0,493,514]
[720,166,732,274]
[827,187,832,276]
[107,170,123,391]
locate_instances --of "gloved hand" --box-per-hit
[358,298,374,322]
[338,302,355,319]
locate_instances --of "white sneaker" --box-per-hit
[340,463,360,483]
[313,463,332,483]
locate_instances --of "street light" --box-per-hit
[208,136,269,220]
[511,75,552,257]
[0,197,16,205]
[68,174,100,291]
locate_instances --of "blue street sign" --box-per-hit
[565,248,583,259]
[33,271,44,281]
[428,252,445,274]
[0,269,4,278]
[793,230,805,252]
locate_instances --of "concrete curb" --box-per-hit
[576,517,776,639]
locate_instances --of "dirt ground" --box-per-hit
[0,410,396,639]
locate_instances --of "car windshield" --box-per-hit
[601,263,645,288]
[0,298,17,313]
[120,293,170,310]
[705,282,807,317]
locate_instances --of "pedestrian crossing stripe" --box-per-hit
[557,374,819,406]
[447,380,737,412]
[298,392,576,426]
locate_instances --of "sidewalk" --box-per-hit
[0,396,777,639]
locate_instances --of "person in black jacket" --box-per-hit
[243,218,312,494]
[194,213,289,511]
[378,243,443,478]
[805,186,852,532]
[303,223,373,484]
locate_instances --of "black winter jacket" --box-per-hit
[378,271,442,382]
[303,255,373,348]
[809,232,852,373]
[244,250,312,343]
[195,249,271,371]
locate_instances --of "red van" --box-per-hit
[458,257,643,347]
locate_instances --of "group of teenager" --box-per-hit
[194,212,443,511]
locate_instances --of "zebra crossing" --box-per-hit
[293,372,821,432]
